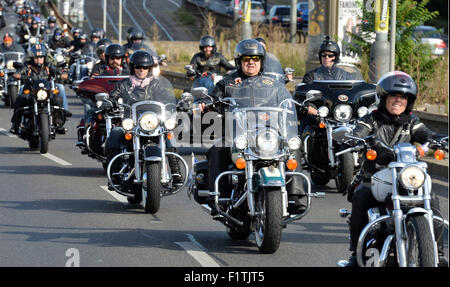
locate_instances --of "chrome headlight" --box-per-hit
[287,136,301,150]
[318,106,329,118]
[139,112,159,131]
[357,106,368,118]
[30,36,37,44]
[256,129,279,153]
[399,164,426,190]
[234,135,248,150]
[86,61,94,70]
[164,117,176,130]
[334,104,352,122]
[36,90,48,101]
[121,118,134,131]
[56,55,65,63]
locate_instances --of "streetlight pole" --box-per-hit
[389,0,397,71]
[290,0,297,43]
[241,0,252,39]
[103,0,107,34]
[369,0,390,83]
[119,0,123,44]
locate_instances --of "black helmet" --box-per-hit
[71,27,83,38]
[129,50,155,75]
[199,35,216,53]
[233,39,265,74]
[318,36,340,64]
[129,30,145,42]
[96,38,112,57]
[53,27,64,40]
[105,43,125,62]
[91,28,105,40]
[376,71,418,114]
[47,16,57,24]
[29,44,47,66]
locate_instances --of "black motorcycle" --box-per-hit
[294,63,377,193]
[77,92,123,170]
[15,79,66,153]
[0,51,25,108]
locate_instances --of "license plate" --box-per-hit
[282,17,290,22]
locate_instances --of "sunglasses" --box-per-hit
[321,53,336,58]
[241,55,261,62]
[110,56,122,60]
[134,65,150,70]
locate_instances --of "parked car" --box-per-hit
[266,5,303,30]
[413,25,447,56]
[297,1,308,29]
[226,0,266,24]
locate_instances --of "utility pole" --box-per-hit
[103,0,107,34]
[369,0,390,83]
[290,0,297,43]
[119,0,123,44]
[389,0,397,71]
[233,0,240,27]
[241,0,252,40]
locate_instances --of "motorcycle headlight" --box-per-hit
[30,37,37,44]
[139,112,159,131]
[7,61,14,69]
[399,164,426,190]
[56,55,65,63]
[357,106,368,118]
[164,117,176,130]
[121,118,134,131]
[234,135,248,150]
[36,90,48,101]
[257,129,279,153]
[86,61,94,70]
[334,104,353,122]
[287,136,301,150]
[318,106,329,118]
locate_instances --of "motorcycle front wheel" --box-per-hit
[8,85,18,108]
[335,152,354,193]
[254,187,283,254]
[142,162,162,214]
[39,113,49,154]
[405,215,436,267]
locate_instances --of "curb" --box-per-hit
[421,157,449,179]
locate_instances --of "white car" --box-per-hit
[413,25,447,56]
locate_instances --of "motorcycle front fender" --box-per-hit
[256,167,285,187]
[144,145,162,161]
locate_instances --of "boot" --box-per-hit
[168,155,183,187]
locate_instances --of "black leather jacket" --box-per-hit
[17,60,68,88]
[302,64,354,84]
[188,51,234,77]
[353,108,440,177]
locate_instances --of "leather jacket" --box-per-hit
[188,51,234,77]
[302,64,354,84]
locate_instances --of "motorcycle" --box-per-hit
[48,47,69,69]
[337,133,449,267]
[69,50,96,91]
[106,76,189,213]
[15,78,66,153]
[0,51,25,107]
[187,78,325,254]
[184,64,223,95]
[294,63,377,193]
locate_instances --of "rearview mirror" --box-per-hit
[305,90,322,102]
[95,93,109,101]
[191,87,208,98]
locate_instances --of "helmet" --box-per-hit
[129,50,155,75]
[29,44,47,64]
[129,30,145,42]
[96,38,112,57]
[318,36,340,64]
[47,16,57,24]
[199,35,216,53]
[91,28,105,40]
[376,71,417,114]
[105,44,125,62]
[71,27,83,38]
[53,27,64,41]
[233,39,266,73]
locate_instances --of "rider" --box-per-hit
[91,38,112,72]
[0,33,25,53]
[88,28,105,55]
[89,43,129,78]
[341,71,447,267]
[186,35,234,79]
[201,39,306,213]
[122,29,156,58]
[105,50,183,186]
[48,27,71,50]
[10,44,71,135]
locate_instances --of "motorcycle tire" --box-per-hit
[226,208,252,240]
[406,215,436,267]
[335,152,354,193]
[254,187,283,254]
[142,162,162,214]
[39,113,50,154]
[8,85,18,109]
[310,169,330,186]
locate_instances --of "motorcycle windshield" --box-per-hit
[32,79,51,91]
[223,76,298,146]
[2,52,25,65]
[263,52,285,83]
[121,75,176,120]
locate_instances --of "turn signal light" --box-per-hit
[366,149,377,160]
[24,89,30,95]
[53,89,59,94]
[167,132,174,140]
[97,114,103,120]
[236,158,246,169]
[416,145,425,157]
[287,159,298,170]
[124,133,133,141]
[0,72,4,77]
[434,149,445,160]
[318,122,326,129]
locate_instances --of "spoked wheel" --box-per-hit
[406,215,436,267]
[254,187,283,254]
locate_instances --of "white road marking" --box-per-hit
[41,153,72,166]
[0,128,18,138]
[175,234,220,267]
[100,185,129,204]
